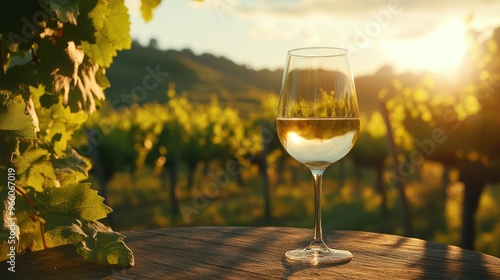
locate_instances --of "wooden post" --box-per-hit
[376,164,390,219]
[260,120,271,220]
[166,151,180,216]
[459,165,487,250]
[378,98,414,237]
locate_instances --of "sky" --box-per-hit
[125,0,500,76]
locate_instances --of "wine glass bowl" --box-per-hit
[276,47,360,264]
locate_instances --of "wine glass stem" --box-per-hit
[311,169,325,248]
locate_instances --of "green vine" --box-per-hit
[0,0,167,266]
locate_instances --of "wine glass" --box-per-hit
[276,47,360,264]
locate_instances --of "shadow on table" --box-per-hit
[0,244,135,279]
[138,226,286,280]
[1,227,285,279]
[412,239,491,279]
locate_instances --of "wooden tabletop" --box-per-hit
[1,226,499,279]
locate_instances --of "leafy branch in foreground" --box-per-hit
[0,0,164,266]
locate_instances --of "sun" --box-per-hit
[380,19,468,74]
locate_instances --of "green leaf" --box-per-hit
[47,219,134,266]
[52,147,91,184]
[0,92,37,139]
[36,41,105,114]
[37,183,112,231]
[60,0,98,44]
[29,85,90,155]
[80,0,131,67]
[76,220,134,266]
[65,59,106,114]
[13,145,57,192]
[95,66,111,90]
[7,38,73,89]
[13,210,43,253]
[39,93,60,109]
[140,0,161,22]
[66,41,85,84]
[46,220,86,244]
[7,41,104,115]
[0,134,19,165]
[40,0,80,25]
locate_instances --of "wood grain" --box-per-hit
[1,227,499,279]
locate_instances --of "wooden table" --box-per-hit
[1,226,499,279]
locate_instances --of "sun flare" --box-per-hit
[380,19,469,74]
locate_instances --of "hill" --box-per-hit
[106,42,283,116]
[106,42,422,117]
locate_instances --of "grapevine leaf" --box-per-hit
[37,183,112,231]
[80,0,131,67]
[13,146,57,192]
[39,93,59,109]
[66,41,85,85]
[46,220,86,244]
[40,0,80,25]
[65,59,105,113]
[52,147,91,185]
[7,40,103,114]
[76,220,134,266]
[0,135,19,165]
[140,0,161,22]
[0,92,37,139]
[60,0,98,45]
[6,39,73,107]
[30,85,89,155]
[95,66,111,90]
[13,210,44,253]
[50,42,105,114]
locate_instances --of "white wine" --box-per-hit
[276,117,360,169]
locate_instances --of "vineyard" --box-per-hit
[1,0,499,268]
[77,67,500,258]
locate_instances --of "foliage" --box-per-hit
[382,27,500,170]
[0,0,163,265]
[378,26,500,250]
[141,0,162,22]
[85,85,266,175]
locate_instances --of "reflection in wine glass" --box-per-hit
[285,129,357,165]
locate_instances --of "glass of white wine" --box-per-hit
[276,47,360,264]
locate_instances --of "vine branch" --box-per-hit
[0,42,6,81]
[16,186,48,249]
[15,185,37,210]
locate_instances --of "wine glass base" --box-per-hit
[285,247,353,265]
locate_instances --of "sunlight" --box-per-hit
[288,131,302,144]
[380,19,468,74]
